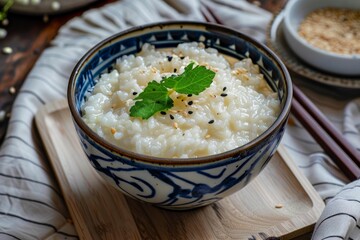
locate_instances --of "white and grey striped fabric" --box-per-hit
[0,0,359,239]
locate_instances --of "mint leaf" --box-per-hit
[130,62,216,119]
[162,62,215,95]
[130,81,173,119]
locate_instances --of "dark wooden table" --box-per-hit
[0,0,286,142]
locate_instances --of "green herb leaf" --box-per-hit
[130,62,216,119]
[0,0,14,21]
[162,62,215,95]
[130,81,173,119]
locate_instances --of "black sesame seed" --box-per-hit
[208,120,214,124]
[132,92,138,95]
[170,114,174,120]
[167,56,173,62]
[187,94,192,97]
[174,68,177,73]
[160,111,166,115]
[188,101,193,106]
[180,56,185,60]
[188,111,193,115]
[220,93,228,97]
[223,87,227,91]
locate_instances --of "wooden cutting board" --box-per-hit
[35,100,324,240]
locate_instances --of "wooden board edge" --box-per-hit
[34,99,94,239]
[277,145,325,239]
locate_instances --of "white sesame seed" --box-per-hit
[0,110,5,122]
[51,1,61,11]
[1,19,9,26]
[275,204,283,209]
[2,46,12,55]
[43,14,49,23]
[9,87,16,94]
[0,28,7,39]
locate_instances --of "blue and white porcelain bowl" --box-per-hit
[67,21,292,210]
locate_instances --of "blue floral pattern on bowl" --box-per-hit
[68,21,292,210]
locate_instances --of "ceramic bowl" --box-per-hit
[283,0,360,76]
[67,21,292,210]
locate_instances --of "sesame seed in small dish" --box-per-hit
[283,0,360,76]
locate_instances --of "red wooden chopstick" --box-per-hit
[201,6,360,181]
[292,97,360,180]
[293,86,360,169]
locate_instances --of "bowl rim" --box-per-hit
[283,0,360,60]
[67,20,293,165]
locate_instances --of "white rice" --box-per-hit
[81,42,280,158]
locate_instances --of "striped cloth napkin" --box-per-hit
[0,0,359,239]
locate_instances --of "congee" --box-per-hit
[81,42,280,158]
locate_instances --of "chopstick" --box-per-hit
[292,95,360,180]
[293,86,360,167]
[201,6,360,181]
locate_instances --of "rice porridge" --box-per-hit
[81,42,280,158]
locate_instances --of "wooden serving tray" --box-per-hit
[35,100,324,240]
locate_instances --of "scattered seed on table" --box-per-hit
[208,120,214,124]
[188,101,193,106]
[160,111,166,115]
[9,86,16,94]
[51,1,61,11]
[167,56,173,62]
[43,15,49,23]
[223,87,227,91]
[2,46,12,55]
[0,28,7,39]
[0,110,5,122]
[275,204,283,209]
[188,111,193,115]
[252,0,261,7]
[170,114,174,120]
[2,19,9,26]
[132,92,138,95]
[220,93,228,97]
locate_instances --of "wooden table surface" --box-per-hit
[0,0,286,142]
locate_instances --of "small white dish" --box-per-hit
[266,11,360,89]
[283,0,360,76]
